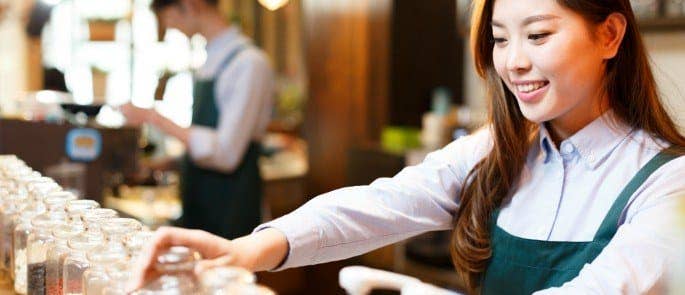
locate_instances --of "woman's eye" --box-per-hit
[528,33,550,41]
[492,37,507,44]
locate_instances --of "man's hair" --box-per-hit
[151,0,219,12]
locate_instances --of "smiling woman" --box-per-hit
[130,1,685,294]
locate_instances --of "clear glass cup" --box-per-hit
[46,223,84,295]
[62,233,105,295]
[26,212,66,295]
[131,246,202,295]
[83,248,129,295]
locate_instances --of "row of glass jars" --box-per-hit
[0,156,152,295]
[0,156,274,295]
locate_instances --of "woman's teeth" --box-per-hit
[516,82,547,93]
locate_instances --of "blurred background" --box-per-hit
[0,0,683,293]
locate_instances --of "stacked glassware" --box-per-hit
[0,155,273,295]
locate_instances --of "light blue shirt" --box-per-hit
[256,111,685,294]
[188,27,274,173]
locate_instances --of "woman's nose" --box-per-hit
[506,44,532,73]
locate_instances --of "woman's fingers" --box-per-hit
[194,254,236,275]
[127,226,233,291]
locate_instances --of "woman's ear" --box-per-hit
[598,12,627,60]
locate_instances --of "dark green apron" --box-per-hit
[180,45,262,240]
[481,149,680,294]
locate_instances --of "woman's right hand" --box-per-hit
[128,226,289,291]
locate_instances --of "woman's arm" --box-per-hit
[128,227,288,290]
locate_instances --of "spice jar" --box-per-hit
[12,207,47,293]
[62,233,105,295]
[83,247,129,295]
[45,223,84,295]
[199,266,256,293]
[131,246,202,295]
[26,212,66,295]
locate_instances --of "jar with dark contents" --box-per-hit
[12,206,46,294]
[131,246,203,295]
[27,211,66,295]
[45,223,84,295]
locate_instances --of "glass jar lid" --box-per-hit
[66,199,100,214]
[68,232,105,250]
[154,246,201,273]
[44,191,78,210]
[52,223,85,240]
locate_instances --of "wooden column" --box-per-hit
[301,0,391,196]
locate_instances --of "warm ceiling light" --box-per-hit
[258,0,289,11]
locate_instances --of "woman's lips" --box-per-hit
[515,82,550,103]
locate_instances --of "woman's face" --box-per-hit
[491,0,608,130]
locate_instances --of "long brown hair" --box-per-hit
[450,0,685,292]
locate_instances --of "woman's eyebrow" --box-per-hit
[491,14,560,28]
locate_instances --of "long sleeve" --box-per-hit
[187,50,274,172]
[535,156,685,295]
[254,129,492,270]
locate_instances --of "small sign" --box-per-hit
[65,128,102,162]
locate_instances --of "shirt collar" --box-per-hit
[538,110,634,169]
[205,26,242,56]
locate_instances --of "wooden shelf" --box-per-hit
[639,16,685,32]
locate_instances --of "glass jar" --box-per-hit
[131,246,202,295]
[199,266,256,292]
[100,218,143,243]
[43,192,78,212]
[46,223,84,295]
[79,209,119,233]
[65,200,100,223]
[26,212,66,295]
[123,231,154,261]
[0,198,27,281]
[101,266,131,295]
[26,178,61,200]
[62,233,105,295]
[83,249,128,295]
[12,207,47,291]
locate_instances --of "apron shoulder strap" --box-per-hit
[593,147,682,242]
[215,44,249,79]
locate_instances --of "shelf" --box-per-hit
[639,16,685,32]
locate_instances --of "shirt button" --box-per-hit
[561,142,575,154]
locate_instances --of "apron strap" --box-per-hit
[593,147,681,242]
